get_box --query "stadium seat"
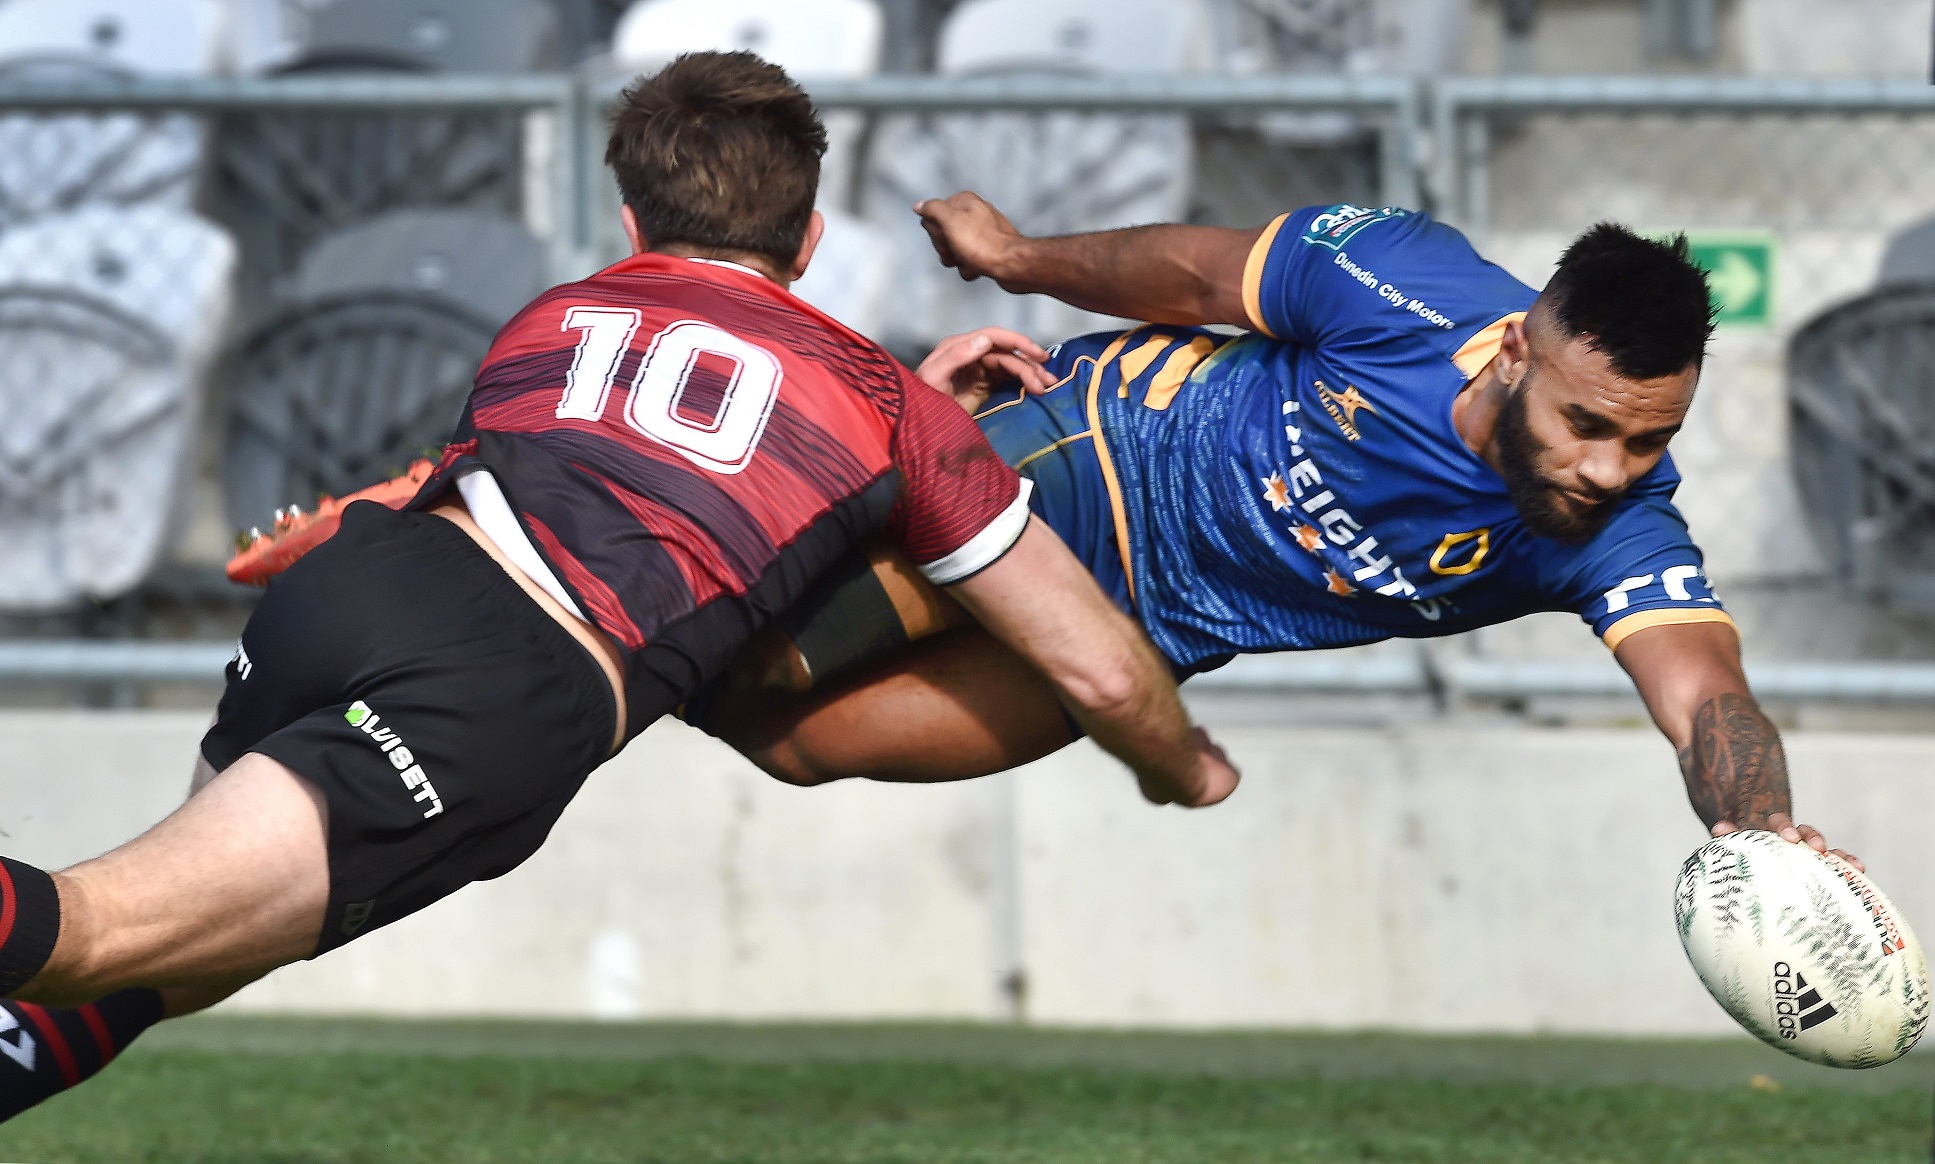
[860,0,1207,356]
[1878,216,1935,287]
[221,292,500,534]
[0,204,237,363]
[287,208,550,329]
[0,0,219,230]
[0,60,204,230]
[0,206,237,610]
[0,0,220,74]
[612,0,883,76]
[1202,0,1467,76]
[551,0,634,64]
[304,0,560,72]
[1199,0,1465,145]
[208,16,532,316]
[219,212,529,531]
[1789,287,1935,611]
[936,0,1211,74]
[611,0,884,210]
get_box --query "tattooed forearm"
[1677,692,1791,831]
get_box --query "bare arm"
[1615,621,1855,864]
[948,516,1238,806]
[917,192,1260,329]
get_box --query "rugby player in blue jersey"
[698,191,1849,860]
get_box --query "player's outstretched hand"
[916,192,1025,285]
[1711,811,1863,871]
[1136,728,1240,809]
[916,327,1054,413]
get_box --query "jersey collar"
[684,256,770,280]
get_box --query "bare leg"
[0,755,326,1122]
[713,627,1077,786]
[68,752,291,1019]
[21,753,329,1006]
[156,972,276,1019]
[187,753,220,797]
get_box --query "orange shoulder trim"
[1451,312,1527,380]
[1602,608,1738,653]
[1242,214,1293,338]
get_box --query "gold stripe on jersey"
[1116,335,1175,392]
[1602,608,1737,652]
[1084,330,1141,603]
[1013,431,1096,472]
[974,355,1094,423]
[1242,214,1293,338]
[1146,335,1221,411]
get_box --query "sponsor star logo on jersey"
[1324,567,1357,597]
[1314,380,1377,442]
[1292,524,1325,553]
[1261,473,1292,512]
[1302,204,1407,250]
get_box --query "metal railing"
[807,73,1421,209]
[1193,648,1935,706]
[0,72,584,279]
[24,70,1935,294]
[0,641,236,685]
[567,71,1426,274]
[9,637,1935,709]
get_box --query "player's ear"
[620,203,647,256]
[788,211,826,285]
[1496,315,1531,386]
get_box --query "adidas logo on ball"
[1771,961,1837,1039]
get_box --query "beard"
[1495,384,1620,544]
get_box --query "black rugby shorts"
[201,502,621,956]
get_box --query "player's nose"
[1575,443,1631,497]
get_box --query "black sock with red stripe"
[0,990,165,1121]
[0,856,168,1121]
[0,857,59,998]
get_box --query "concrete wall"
[7,710,1933,1035]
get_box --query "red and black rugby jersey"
[412,254,1026,731]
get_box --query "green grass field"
[0,1018,1928,1162]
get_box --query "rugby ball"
[1676,830,1931,1068]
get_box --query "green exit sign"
[1679,232,1777,328]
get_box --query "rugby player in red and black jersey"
[0,53,1238,1123]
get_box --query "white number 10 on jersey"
[555,308,781,475]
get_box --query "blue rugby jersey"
[1036,203,1732,672]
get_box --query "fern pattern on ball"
[1707,846,1752,938]
[1894,972,1932,1058]
[1784,881,1885,1007]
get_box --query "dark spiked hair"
[606,51,827,268]
[1538,224,1716,379]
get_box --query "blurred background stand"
[861,0,1208,361]
[207,0,551,317]
[220,208,539,534]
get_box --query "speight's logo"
[1302,204,1407,250]
[1315,380,1378,442]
